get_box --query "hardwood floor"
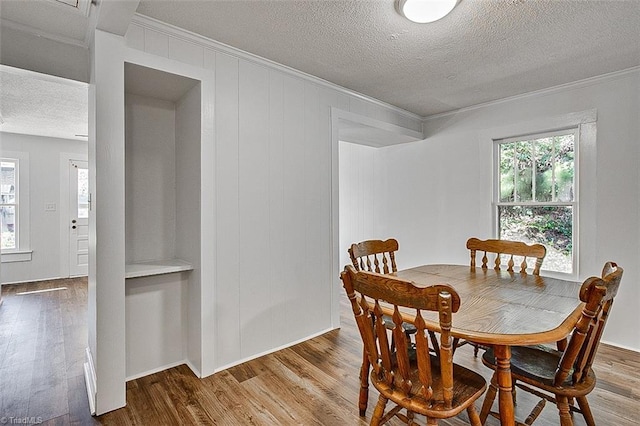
[0,278,95,426]
[1,278,638,425]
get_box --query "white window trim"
[1,151,31,263]
[493,128,579,277]
[479,109,597,281]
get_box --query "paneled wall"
[339,141,389,270]
[123,15,422,372]
[124,94,177,263]
[89,16,423,414]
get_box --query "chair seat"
[373,355,487,419]
[482,345,596,395]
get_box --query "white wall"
[125,272,188,379]
[88,30,127,415]
[0,132,87,284]
[378,69,640,351]
[125,94,177,263]
[339,141,391,270]
[86,18,423,414]
[0,25,89,83]
[175,83,203,375]
[123,18,421,372]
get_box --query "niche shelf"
[125,258,193,279]
[124,62,201,380]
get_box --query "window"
[1,151,31,262]
[1,159,18,251]
[494,129,577,274]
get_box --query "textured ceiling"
[136,0,640,117]
[0,66,88,141]
[0,0,639,141]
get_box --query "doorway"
[60,154,89,278]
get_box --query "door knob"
[72,225,77,229]
[72,219,77,224]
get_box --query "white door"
[69,160,89,277]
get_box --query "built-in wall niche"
[124,62,201,379]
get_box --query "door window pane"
[77,168,89,219]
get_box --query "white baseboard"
[83,347,97,415]
[184,359,202,378]
[125,360,188,382]
[601,339,640,354]
[1,276,66,285]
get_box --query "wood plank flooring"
[1,278,638,425]
[0,278,95,426]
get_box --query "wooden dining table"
[391,264,584,426]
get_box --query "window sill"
[1,250,33,263]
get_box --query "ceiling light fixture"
[396,0,460,23]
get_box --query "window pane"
[534,137,554,202]
[498,205,573,274]
[554,135,575,202]
[515,141,533,202]
[1,161,16,205]
[1,206,16,250]
[499,144,515,202]
[77,168,89,219]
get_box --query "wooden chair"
[349,239,399,274]
[479,262,623,426]
[348,239,424,416]
[341,265,487,425]
[463,237,547,357]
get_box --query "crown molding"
[423,66,640,122]
[129,14,423,123]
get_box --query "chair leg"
[426,417,438,425]
[480,373,498,424]
[524,398,546,425]
[556,395,574,426]
[576,396,596,426]
[473,342,480,357]
[371,395,388,426]
[359,349,370,416]
[467,404,482,426]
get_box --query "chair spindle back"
[467,237,546,275]
[555,261,622,386]
[349,239,399,274]
[341,266,460,406]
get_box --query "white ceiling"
[0,0,639,140]
[0,65,88,141]
[135,0,640,117]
